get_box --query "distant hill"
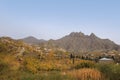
[45,32,120,53]
[21,36,46,45]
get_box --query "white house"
[99,57,114,63]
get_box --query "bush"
[23,57,40,73]
[74,60,95,69]
[0,60,9,74]
[97,63,120,80]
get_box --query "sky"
[0,0,120,44]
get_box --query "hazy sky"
[0,0,120,44]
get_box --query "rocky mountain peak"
[90,33,97,38]
[69,32,85,37]
[46,32,120,53]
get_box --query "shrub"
[74,60,95,69]
[0,60,9,74]
[97,63,120,80]
[23,57,40,73]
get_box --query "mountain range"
[21,32,120,53]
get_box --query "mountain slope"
[46,32,120,53]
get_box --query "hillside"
[0,37,42,57]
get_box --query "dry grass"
[68,68,105,80]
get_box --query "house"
[99,57,114,63]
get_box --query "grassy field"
[0,53,120,80]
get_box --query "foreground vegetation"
[0,52,120,80]
[0,37,120,80]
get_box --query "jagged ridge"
[46,32,120,53]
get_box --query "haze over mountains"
[21,32,120,53]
